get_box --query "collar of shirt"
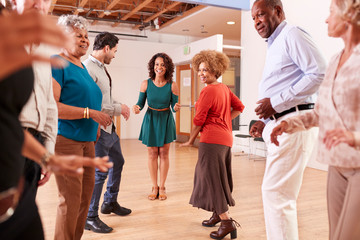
[266,20,287,46]
[89,54,105,68]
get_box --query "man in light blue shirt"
[250,0,326,239]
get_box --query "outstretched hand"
[323,128,355,150]
[48,155,112,176]
[270,121,289,146]
[132,105,141,114]
[0,10,69,80]
[174,103,181,112]
[121,104,130,120]
[179,141,192,147]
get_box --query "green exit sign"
[183,45,190,55]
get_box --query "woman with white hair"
[271,0,360,239]
[51,15,112,240]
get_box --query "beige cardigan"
[284,45,360,168]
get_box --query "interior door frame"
[176,64,195,137]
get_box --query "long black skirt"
[189,142,235,214]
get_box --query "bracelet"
[40,152,53,170]
[83,107,89,119]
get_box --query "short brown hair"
[192,50,230,79]
[148,53,174,83]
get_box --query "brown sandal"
[148,186,159,200]
[159,187,167,200]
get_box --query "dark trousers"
[0,129,44,240]
[24,129,44,200]
[88,130,125,217]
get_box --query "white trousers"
[262,111,318,240]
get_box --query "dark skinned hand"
[255,98,276,120]
[249,121,265,138]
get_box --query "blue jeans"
[87,130,125,217]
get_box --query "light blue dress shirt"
[259,21,327,120]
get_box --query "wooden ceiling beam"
[112,0,153,27]
[73,0,89,15]
[154,5,206,31]
[92,0,122,25]
[145,1,181,23]
[121,0,153,20]
[132,1,181,29]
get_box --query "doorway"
[176,64,205,144]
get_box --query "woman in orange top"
[181,50,244,240]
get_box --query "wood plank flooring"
[36,139,329,240]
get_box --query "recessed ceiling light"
[227,21,236,25]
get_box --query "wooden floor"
[37,139,329,240]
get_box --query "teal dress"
[136,79,178,147]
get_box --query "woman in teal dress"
[133,53,180,201]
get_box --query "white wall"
[167,34,223,65]
[99,39,178,139]
[239,0,343,168]
[89,22,202,45]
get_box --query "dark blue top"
[51,55,102,141]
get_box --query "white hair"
[57,14,89,32]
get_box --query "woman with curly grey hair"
[271,0,360,239]
[181,50,244,239]
[51,15,111,240]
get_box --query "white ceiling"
[157,6,242,44]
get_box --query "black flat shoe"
[101,201,132,216]
[85,216,113,234]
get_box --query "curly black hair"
[148,53,174,83]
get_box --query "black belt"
[270,103,314,120]
[23,127,40,136]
